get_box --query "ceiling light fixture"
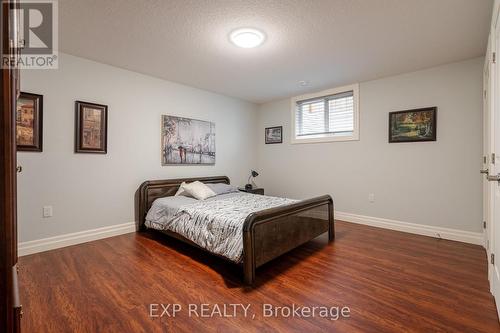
[229,28,266,48]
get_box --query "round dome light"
[229,28,266,48]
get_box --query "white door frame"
[484,44,491,270]
[482,43,492,281]
[488,5,500,310]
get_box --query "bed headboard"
[136,176,230,230]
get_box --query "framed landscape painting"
[75,101,108,154]
[265,126,283,144]
[16,92,43,152]
[389,107,437,143]
[161,115,215,165]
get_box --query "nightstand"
[238,187,264,195]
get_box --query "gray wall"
[18,53,258,242]
[256,57,484,232]
[18,54,484,243]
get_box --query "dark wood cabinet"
[238,187,265,195]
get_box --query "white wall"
[257,57,484,233]
[18,53,258,242]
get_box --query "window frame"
[290,83,360,144]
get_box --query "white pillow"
[182,181,216,200]
[174,182,189,197]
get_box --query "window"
[291,84,359,143]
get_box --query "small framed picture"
[389,107,437,143]
[265,126,283,144]
[75,101,108,154]
[16,92,43,152]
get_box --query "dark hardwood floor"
[19,221,499,332]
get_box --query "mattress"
[145,192,297,262]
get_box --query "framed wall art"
[389,107,437,143]
[16,92,43,152]
[265,126,282,144]
[75,101,108,154]
[161,115,215,165]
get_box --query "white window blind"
[295,91,354,138]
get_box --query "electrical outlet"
[368,193,375,203]
[43,206,53,218]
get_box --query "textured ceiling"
[59,0,493,104]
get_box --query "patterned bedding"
[145,192,298,263]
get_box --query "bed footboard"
[242,195,334,285]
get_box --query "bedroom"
[0,0,498,332]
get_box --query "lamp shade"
[251,170,259,177]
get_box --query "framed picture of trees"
[389,107,437,143]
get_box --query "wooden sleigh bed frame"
[137,176,334,285]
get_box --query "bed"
[137,176,334,285]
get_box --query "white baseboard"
[18,222,136,256]
[335,211,484,246]
[18,212,483,256]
